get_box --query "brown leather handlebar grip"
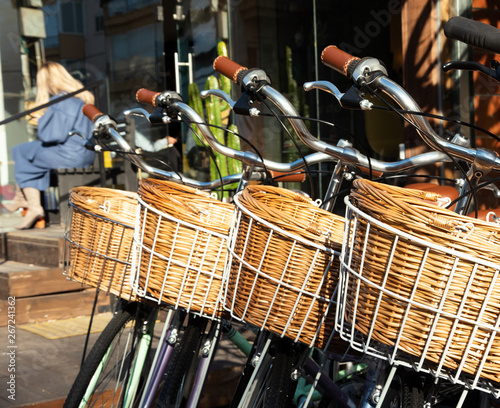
[269,170,306,183]
[468,208,500,221]
[136,88,162,106]
[213,56,248,84]
[321,46,360,77]
[82,104,104,123]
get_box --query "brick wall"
[472,0,500,150]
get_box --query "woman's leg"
[12,141,51,193]
[3,185,27,212]
[15,187,44,229]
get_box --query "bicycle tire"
[382,372,425,408]
[155,316,205,408]
[237,337,297,408]
[64,302,154,408]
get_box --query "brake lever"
[122,107,152,122]
[200,89,236,109]
[303,81,373,110]
[69,130,99,151]
[201,89,261,116]
[443,60,500,83]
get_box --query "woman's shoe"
[15,187,45,230]
[15,210,45,229]
[21,208,46,228]
[3,186,27,212]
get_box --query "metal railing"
[0,79,105,127]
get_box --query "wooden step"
[0,261,81,299]
[1,232,6,261]
[0,260,111,326]
[0,289,113,326]
[5,226,66,267]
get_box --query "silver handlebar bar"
[373,75,500,174]
[136,91,338,172]
[91,109,336,190]
[339,58,500,175]
[202,88,451,174]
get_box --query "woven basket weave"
[131,178,234,319]
[64,187,137,300]
[341,178,500,384]
[226,185,345,348]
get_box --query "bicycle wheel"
[64,301,156,408]
[155,315,206,408]
[381,371,425,408]
[236,336,298,408]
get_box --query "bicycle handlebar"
[318,46,500,173]
[213,57,452,175]
[444,16,500,54]
[83,102,329,188]
[83,103,245,189]
[135,88,333,178]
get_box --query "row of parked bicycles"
[61,16,500,408]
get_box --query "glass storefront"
[3,0,472,214]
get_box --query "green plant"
[188,41,242,198]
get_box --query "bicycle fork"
[140,310,221,408]
[359,360,398,408]
[139,309,175,408]
[185,319,221,408]
[123,307,159,408]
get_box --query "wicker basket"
[225,185,345,348]
[339,178,500,389]
[131,178,234,320]
[64,187,138,300]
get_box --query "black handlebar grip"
[82,104,104,123]
[136,88,162,106]
[321,46,361,78]
[213,56,248,84]
[444,16,500,54]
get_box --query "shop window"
[43,4,59,47]
[109,25,157,82]
[60,1,84,34]
[106,0,160,17]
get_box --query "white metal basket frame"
[130,195,231,321]
[63,202,135,299]
[224,192,341,348]
[338,195,500,395]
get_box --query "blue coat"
[12,95,95,191]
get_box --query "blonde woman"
[6,61,96,229]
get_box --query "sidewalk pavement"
[0,311,249,408]
[0,314,104,407]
